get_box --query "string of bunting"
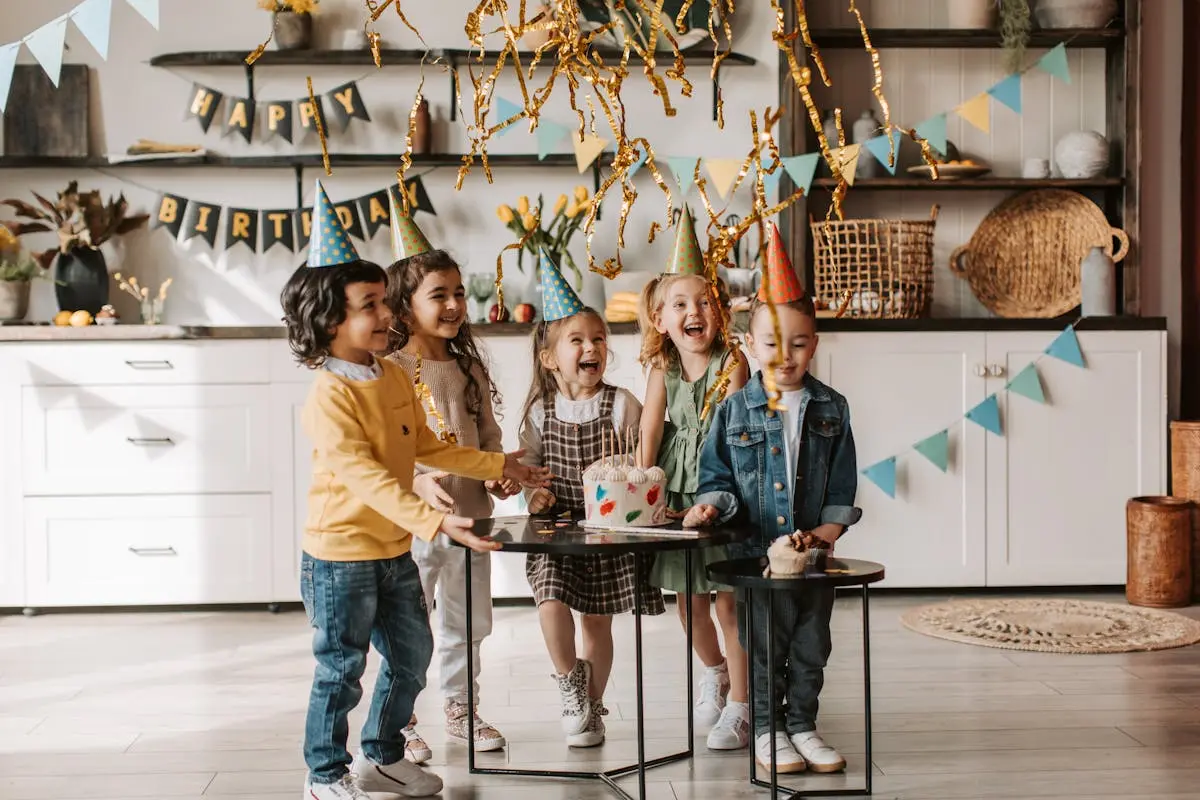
[184,78,372,144]
[0,0,159,113]
[859,322,1088,500]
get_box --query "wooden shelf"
[149,46,757,68]
[0,153,612,170]
[810,177,1124,191]
[805,28,1123,49]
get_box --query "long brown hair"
[384,249,499,419]
[520,308,606,425]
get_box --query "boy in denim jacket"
[684,283,861,775]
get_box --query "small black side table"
[707,556,885,800]
[455,515,743,800]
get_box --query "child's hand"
[439,513,501,553]
[414,471,454,513]
[485,478,520,499]
[528,488,556,515]
[808,523,844,550]
[502,449,553,488]
[683,504,720,528]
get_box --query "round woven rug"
[900,598,1200,654]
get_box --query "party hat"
[539,248,586,322]
[666,205,705,276]
[306,179,359,268]
[390,187,432,260]
[757,221,806,303]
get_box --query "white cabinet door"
[818,333,989,587]
[984,330,1167,586]
[270,381,313,602]
[0,353,24,606]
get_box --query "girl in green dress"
[637,258,751,751]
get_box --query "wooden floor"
[3,591,1200,800]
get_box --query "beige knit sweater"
[388,351,503,519]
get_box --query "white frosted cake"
[582,455,669,528]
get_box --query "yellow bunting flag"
[572,134,608,173]
[705,158,742,199]
[956,92,991,133]
[830,144,861,186]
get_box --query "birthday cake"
[582,455,669,528]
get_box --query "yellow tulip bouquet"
[495,186,591,284]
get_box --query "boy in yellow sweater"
[281,182,551,800]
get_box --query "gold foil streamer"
[307,76,331,176]
[413,354,458,443]
[848,0,893,170]
[493,210,540,320]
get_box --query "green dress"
[649,346,732,594]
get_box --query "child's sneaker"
[444,699,507,752]
[351,750,443,797]
[754,731,807,774]
[553,659,592,736]
[303,773,369,799]
[790,731,846,773]
[400,715,432,764]
[566,698,607,748]
[694,661,730,726]
[706,700,750,750]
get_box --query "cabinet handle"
[124,360,174,370]
[974,364,987,377]
[126,436,175,446]
[128,546,177,557]
[988,364,1006,378]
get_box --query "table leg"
[746,588,757,788]
[767,588,779,800]
[634,554,647,800]
[862,583,872,797]
[685,549,695,749]
[465,551,476,773]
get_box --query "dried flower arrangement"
[1,182,149,269]
[256,0,319,13]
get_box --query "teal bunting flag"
[966,394,1003,436]
[627,143,648,180]
[495,95,524,135]
[862,457,897,498]
[1037,43,1071,84]
[758,160,784,193]
[913,429,950,472]
[536,119,570,160]
[914,114,949,156]
[988,74,1023,114]
[781,153,820,195]
[1007,363,1046,404]
[667,156,701,193]
[1045,326,1085,367]
[863,129,903,175]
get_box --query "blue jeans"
[300,552,434,784]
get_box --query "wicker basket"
[1126,496,1193,609]
[1169,421,1200,600]
[810,206,938,319]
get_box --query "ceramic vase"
[1080,246,1116,317]
[273,11,313,50]
[852,109,882,180]
[1054,130,1109,178]
[55,247,108,314]
[1034,0,1118,29]
[0,280,30,321]
[413,99,432,154]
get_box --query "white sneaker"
[303,774,369,800]
[706,700,750,750]
[553,659,593,736]
[694,662,730,727]
[754,731,807,774]
[790,731,846,773]
[566,698,607,748]
[400,718,432,765]
[351,750,443,797]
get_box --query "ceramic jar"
[1054,130,1109,178]
[1080,246,1116,317]
[1035,0,1118,29]
[852,109,882,180]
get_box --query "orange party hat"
[757,221,806,304]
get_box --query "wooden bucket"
[1169,421,1200,600]
[1126,496,1193,608]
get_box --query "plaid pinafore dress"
[525,385,666,616]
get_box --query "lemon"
[69,310,93,327]
[53,310,73,326]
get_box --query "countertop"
[0,316,1168,342]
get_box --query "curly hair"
[383,249,500,420]
[637,273,732,371]
[280,259,388,368]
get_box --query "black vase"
[55,248,109,314]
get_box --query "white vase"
[852,110,882,180]
[1054,130,1109,178]
[1080,246,1116,317]
[948,0,997,28]
[1035,0,1118,29]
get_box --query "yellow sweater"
[300,358,505,561]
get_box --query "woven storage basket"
[950,189,1129,318]
[809,206,938,319]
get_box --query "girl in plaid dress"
[518,254,665,748]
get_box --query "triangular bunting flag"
[830,144,862,186]
[758,160,783,193]
[987,73,1023,114]
[705,158,742,199]
[24,14,69,87]
[913,430,950,472]
[535,120,569,160]
[862,457,897,499]
[780,153,819,195]
[573,133,608,173]
[495,95,523,134]
[1037,43,1071,84]
[956,92,991,133]
[627,144,648,180]
[1045,326,1085,367]
[667,156,701,194]
[0,43,19,114]
[125,0,159,29]
[72,0,113,60]
[915,114,949,156]
[966,394,1003,436]
[1007,363,1046,404]
[863,129,902,175]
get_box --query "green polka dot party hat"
[390,186,432,261]
[757,220,806,304]
[539,248,586,322]
[666,204,705,276]
[306,179,359,268]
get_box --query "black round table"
[456,515,744,800]
[707,557,885,800]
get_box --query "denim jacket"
[695,371,862,555]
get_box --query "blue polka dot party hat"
[539,248,586,322]
[306,179,359,268]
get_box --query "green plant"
[997,0,1032,73]
[1,181,149,269]
[0,224,48,282]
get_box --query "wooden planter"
[1169,421,1200,600]
[1126,496,1193,608]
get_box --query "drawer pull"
[128,546,177,557]
[126,436,175,446]
[124,360,174,370]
